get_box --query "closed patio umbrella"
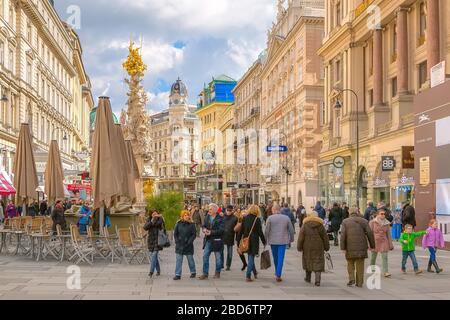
[125,140,140,204]
[44,140,65,206]
[13,123,39,215]
[90,97,122,234]
[114,124,131,201]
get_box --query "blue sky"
[54,0,276,114]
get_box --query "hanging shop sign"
[333,156,345,169]
[381,156,396,172]
[402,146,415,169]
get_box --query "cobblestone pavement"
[0,228,449,300]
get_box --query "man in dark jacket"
[296,204,306,228]
[364,202,377,221]
[222,205,238,271]
[51,200,66,233]
[173,210,197,280]
[401,202,416,229]
[280,203,296,248]
[199,203,225,280]
[329,203,343,246]
[314,201,326,220]
[340,209,376,288]
[39,200,48,216]
[341,202,350,220]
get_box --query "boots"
[314,272,321,287]
[433,261,443,274]
[304,271,312,283]
[427,260,435,273]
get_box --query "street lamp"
[277,131,291,205]
[333,87,360,208]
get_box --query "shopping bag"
[325,252,334,271]
[260,250,271,270]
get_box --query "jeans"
[333,231,339,245]
[246,254,256,279]
[428,247,437,263]
[202,241,222,275]
[271,244,287,278]
[149,251,161,274]
[79,224,87,235]
[391,224,402,240]
[175,254,196,277]
[402,251,419,271]
[370,251,389,273]
[226,245,233,269]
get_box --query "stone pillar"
[397,8,409,94]
[427,0,441,74]
[373,28,384,106]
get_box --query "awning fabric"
[0,170,16,196]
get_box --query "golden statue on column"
[122,39,154,207]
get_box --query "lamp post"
[278,131,291,205]
[333,88,360,209]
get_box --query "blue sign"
[266,145,288,153]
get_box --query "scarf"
[376,216,391,226]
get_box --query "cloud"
[147,91,170,112]
[226,39,264,72]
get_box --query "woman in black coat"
[173,210,197,280]
[143,210,164,277]
[238,205,266,282]
[328,203,343,246]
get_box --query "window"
[320,101,326,126]
[41,116,45,141]
[8,5,13,27]
[418,61,428,88]
[392,23,397,62]
[391,77,398,98]
[8,48,13,72]
[298,64,303,82]
[368,41,374,75]
[335,2,341,27]
[298,107,304,128]
[419,2,427,43]
[27,23,32,43]
[0,40,4,65]
[26,62,32,84]
[335,60,341,83]
[334,114,341,138]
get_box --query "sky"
[54,0,276,115]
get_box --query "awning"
[0,170,16,196]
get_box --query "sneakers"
[198,274,208,280]
[347,280,355,287]
[190,273,196,279]
[173,276,181,281]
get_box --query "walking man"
[265,204,295,282]
[340,207,375,288]
[199,203,224,280]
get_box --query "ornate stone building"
[149,78,200,202]
[260,0,325,209]
[0,0,93,188]
[318,0,450,210]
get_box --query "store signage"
[333,156,345,169]
[398,175,414,185]
[226,182,238,188]
[381,156,396,172]
[431,61,446,88]
[419,157,430,186]
[266,145,288,152]
[373,177,388,187]
[402,146,415,169]
[239,184,251,189]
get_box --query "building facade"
[0,0,93,189]
[260,0,325,209]
[318,0,450,210]
[196,75,237,205]
[149,78,199,202]
[218,103,235,205]
[232,52,265,205]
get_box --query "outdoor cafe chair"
[86,226,111,261]
[102,226,120,263]
[68,224,95,265]
[117,227,145,265]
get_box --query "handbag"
[260,249,271,270]
[239,216,258,253]
[157,220,171,248]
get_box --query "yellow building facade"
[318,0,450,210]
[0,0,93,188]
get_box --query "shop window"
[418,61,428,89]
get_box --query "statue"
[277,0,286,21]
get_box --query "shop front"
[393,173,415,211]
[319,159,348,207]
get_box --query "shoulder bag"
[239,216,257,253]
[157,219,171,248]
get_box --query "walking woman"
[235,209,250,271]
[173,210,197,280]
[143,209,164,278]
[297,210,330,286]
[369,209,394,278]
[238,205,266,282]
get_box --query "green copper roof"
[213,74,236,82]
[89,107,119,128]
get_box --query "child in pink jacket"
[422,219,445,274]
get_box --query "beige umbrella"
[114,124,131,201]
[44,140,65,206]
[91,97,122,213]
[125,140,140,204]
[13,123,39,215]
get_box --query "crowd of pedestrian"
[142,199,445,287]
